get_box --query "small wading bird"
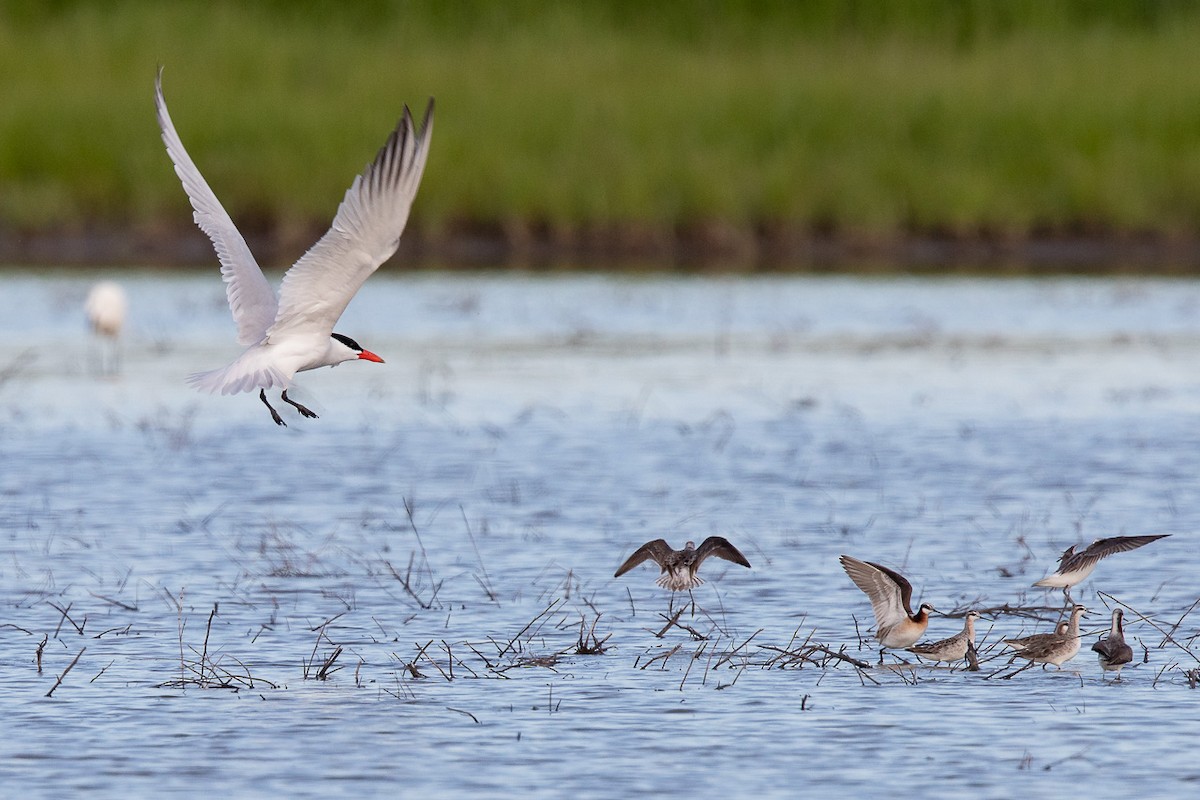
[839,555,937,663]
[1004,620,1069,652]
[85,281,128,376]
[1092,608,1134,681]
[1034,534,1170,603]
[907,610,980,666]
[155,68,433,426]
[1003,604,1087,672]
[613,537,751,591]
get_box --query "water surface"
[2,271,1198,797]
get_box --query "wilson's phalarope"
[1034,534,1170,602]
[907,610,980,665]
[614,537,751,591]
[1004,604,1087,668]
[1003,620,1069,652]
[1092,608,1134,680]
[839,555,936,662]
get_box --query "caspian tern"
[154,68,433,426]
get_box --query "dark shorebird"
[1092,608,1134,680]
[1004,604,1087,669]
[907,610,980,665]
[613,537,751,591]
[1033,534,1170,602]
[839,555,936,662]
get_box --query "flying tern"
[155,68,433,425]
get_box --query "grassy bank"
[4,1,1200,266]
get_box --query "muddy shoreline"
[5,221,1200,273]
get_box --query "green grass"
[4,1,1200,252]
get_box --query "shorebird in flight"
[1092,608,1134,681]
[155,68,433,426]
[1034,534,1170,602]
[839,555,936,663]
[614,537,751,591]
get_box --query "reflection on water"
[1,270,1199,797]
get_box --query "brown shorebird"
[839,555,936,662]
[907,610,980,665]
[1004,620,1069,653]
[1004,605,1087,670]
[1034,534,1170,602]
[613,537,751,591]
[1092,608,1134,680]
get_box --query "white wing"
[266,100,434,343]
[840,556,909,632]
[155,68,278,346]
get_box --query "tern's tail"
[187,361,291,395]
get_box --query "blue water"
[1,270,1198,798]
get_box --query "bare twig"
[46,647,86,697]
[639,644,682,670]
[90,660,115,683]
[199,604,217,685]
[714,629,763,669]
[447,707,481,724]
[653,608,689,638]
[496,599,565,660]
[403,497,441,606]
[680,642,706,691]
[461,505,497,604]
[87,592,138,612]
[49,601,85,636]
[575,613,610,655]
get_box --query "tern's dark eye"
[331,333,362,352]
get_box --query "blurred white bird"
[85,280,128,376]
[154,68,433,426]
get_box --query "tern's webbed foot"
[281,390,318,419]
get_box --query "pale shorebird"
[1004,620,1069,653]
[1092,608,1134,680]
[839,555,936,662]
[907,610,980,665]
[613,537,751,591]
[1034,534,1170,602]
[85,281,128,376]
[155,68,433,426]
[1004,604,1087,670]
